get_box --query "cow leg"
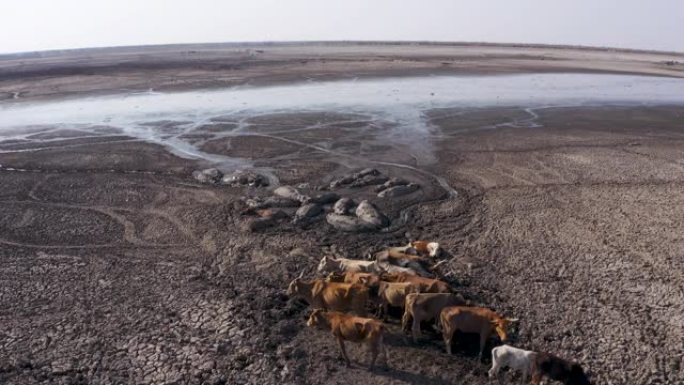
[521,368,528,385]
[488,359,500,378]
[530,372,541,385]
[401,311,411,334]
[373,302,382,318]
[356,304,367,317]
[432,317,442,332]
[478,333,487,360]
[336,337,351,367]
[382,342,390,368]
[367,344,378,371]
[442,328,453,355]
[382,303,389,322]
[411,316,422,343]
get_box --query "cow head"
[569,364,591,385]
[357,273,380,287]
[287,271,305,296]
[427,242,441,257]
[491,317,517,342]
[307,309,328,329]
[326,272,345,282]
[317,256,337,273]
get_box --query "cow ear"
[571,364,585,374]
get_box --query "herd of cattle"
[287,241,592,384]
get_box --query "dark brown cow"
[532,352,591,385]
[402,292,467,342]
[439,306,517,358]
[307,309,389,370]
[381,272,451,293]
[375,281,420,320]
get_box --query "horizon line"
[2,40,683,58]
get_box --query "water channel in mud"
[1,73,683,189]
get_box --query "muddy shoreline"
[1,42,683,103]
[1,44,684,385]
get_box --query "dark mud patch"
[0,141,197,173]
[201,135,308,159]
[0,202,124,246]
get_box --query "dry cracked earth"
[1,104,683,385]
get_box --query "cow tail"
[530,352,540,380]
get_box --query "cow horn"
[506,318,519,323]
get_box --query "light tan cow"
[307,309,390,370]
[288,275,369,316]
[317,255,381,274]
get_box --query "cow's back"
[536,352,571,381]
[441,306,493,334]
[335,316,382,342]
[319,282,355,310]
[380,281,416,306]
[412,293,458,317]
[341,259,374,273]
[398,274,450,293]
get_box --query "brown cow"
[326,271,381,301]
[532,352,591,385]
[439,306,517,358]
[381,272,451,293]
[402,292,467,342]
[307,309,389,370]
[287,275,368,316]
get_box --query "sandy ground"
[1,43,684,385]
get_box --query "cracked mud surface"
[1,105,683,384]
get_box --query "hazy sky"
[3,0,683,54]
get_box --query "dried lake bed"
[1,43,684,384]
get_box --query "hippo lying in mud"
[273,185,311,203]
[193,168,268,187]
[326,199,389,232]
[330,168,389,189]
[293,203,324,224]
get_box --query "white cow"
[489,344,537,385]
[316,255,380,274]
